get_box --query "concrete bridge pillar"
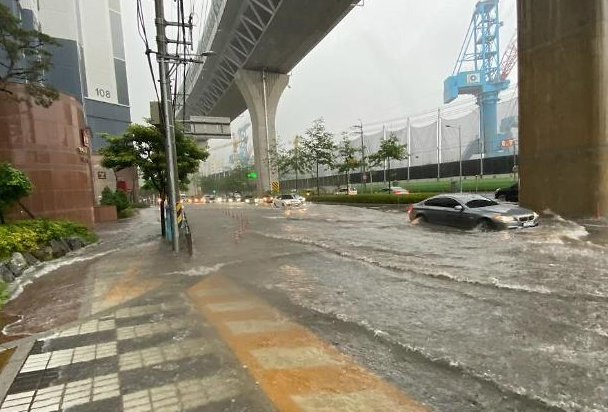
[518,0,608,217]
[235,69,288,195]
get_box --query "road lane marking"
[187,276,430,412]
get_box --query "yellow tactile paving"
[187,275,430,412]
[102,247,162,307]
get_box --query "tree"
[99,122,208,237]
[368,132,409,191]
[301,118,336,196]
[335,132,360,188]
[0,4,59,107]
[269,138,309,192]
[0,162,33,224]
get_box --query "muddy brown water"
[0,259,93,342]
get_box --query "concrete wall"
[0,84,95,227]
[518,0,608,217]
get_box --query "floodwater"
[246,203,608,412]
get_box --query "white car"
[334,187,358,195]
[273,194,302,207]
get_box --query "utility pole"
[351,120,366,193]
[154,0,180,252]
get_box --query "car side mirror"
[454,205,463,212]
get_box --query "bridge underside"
[186,0,356,120]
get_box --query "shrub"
[307,193,438,205]
[0,162,33,224]
[100,186,131,212]
[0,219,97,259]
[0,280,8,310]
[118,208,135,219]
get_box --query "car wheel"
[415,214,428,224]
[477,218,495,231]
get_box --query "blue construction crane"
[444,0,510,157]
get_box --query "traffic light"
[247,171,258,179]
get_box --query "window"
[442,198,461,208]
[466,199,499,208]
[425,198,446,207]
[425,197,460,208]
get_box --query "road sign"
[247,171,258,179]
[271,181,279,192]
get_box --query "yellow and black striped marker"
[176,202,183,228]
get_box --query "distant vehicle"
[495,183,518,202]
[232,192,242,202]
[244,195,254,204]
[273,194,302,208]
[204,195,215,203]
[335,187,358,195]
[380,187,409,195]
[408,194,539,230]
[261,194,274,204]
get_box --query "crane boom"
[500,33,518,80]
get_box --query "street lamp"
[445,124,463,193]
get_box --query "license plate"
[523,221,536,227]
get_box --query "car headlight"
[493,214,516,223]
[533,212,539,219]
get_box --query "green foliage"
[199,166,254,195]
[301,118,336,195]
[99,187,131,212]
[118,208,135,219]
[113,190,130,212]
[270,136,309,181]
[0,162,33,224]
[100,187,114,205]
[0,280,8,310]
[99,122,208,200]
[308,193,438,205]
[335,132,360,185]
[0,4,60,107]
[0,219,96,259]
[368,132,409,168]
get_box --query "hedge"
[307,193,438,205]
[0,219,97,260]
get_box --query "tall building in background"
[0,0,133,226]
[2,0,132,146]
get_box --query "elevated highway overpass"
[182,0,357,194]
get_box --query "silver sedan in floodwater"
[408,194,539,230]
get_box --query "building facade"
[0,0,133,224]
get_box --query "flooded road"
[213,203,608,412]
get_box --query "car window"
[425,197,445,207]
[442,198,461,208]
[466,199,499,208]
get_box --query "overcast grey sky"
[122,0,517,147]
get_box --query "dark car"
[495,183,518,202]
[408,194,539,230]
